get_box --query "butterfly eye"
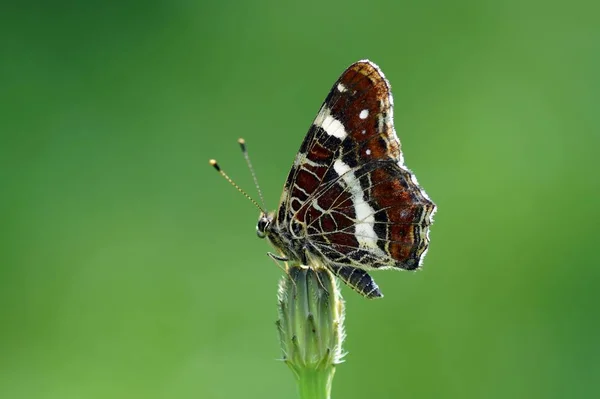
[256,217,270,238]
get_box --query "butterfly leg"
[268,252,289,262]
[267,252,300,292]
[328,265,383,299]
[267,252,292,276]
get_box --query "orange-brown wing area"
[368,162,435,268]
[328,61,402,163]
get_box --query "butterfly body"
[254,60,437,299]
[257,211,308,264]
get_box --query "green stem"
[297,367,335,399]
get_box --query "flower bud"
[276,265,346,377]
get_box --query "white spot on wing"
[366,149,371,155]
[314,106,347,139]
[333,159,384,255]
[359,109,369,119]
[337,83,347,92]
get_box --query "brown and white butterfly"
[212,60,436,298]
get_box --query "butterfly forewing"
[275,60,436,297]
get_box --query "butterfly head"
[256,212,274,239]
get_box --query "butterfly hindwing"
[329,264,383,299]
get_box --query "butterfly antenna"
[238,138,267,210]
[209,159,265,213]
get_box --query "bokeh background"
[2,1,599,398]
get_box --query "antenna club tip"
[238,138,247,152]
[209,159,220,171]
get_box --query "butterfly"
[212,60,436,298]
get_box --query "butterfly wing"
[328,264,383,299]
[277,60,436,275]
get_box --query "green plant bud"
[276,265,345,398]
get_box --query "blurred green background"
[1,1,599,398]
